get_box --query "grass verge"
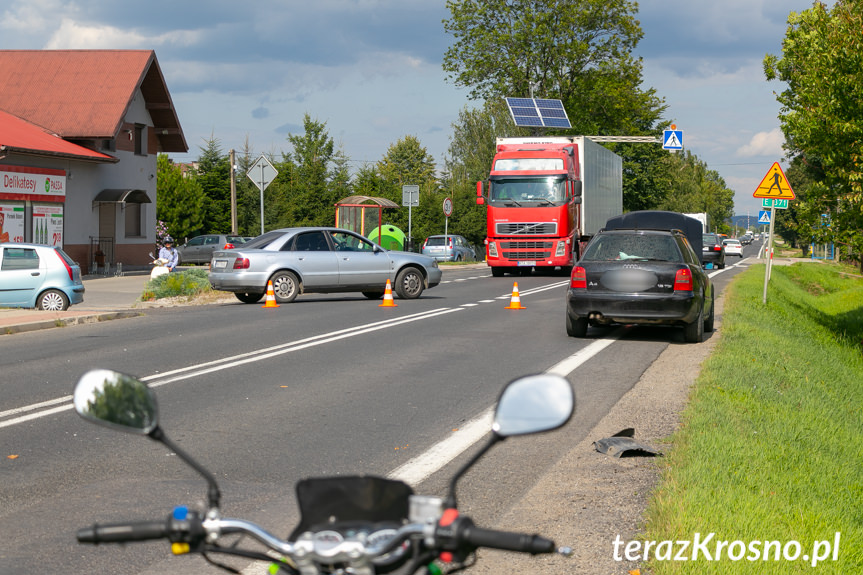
[642,262,863,573]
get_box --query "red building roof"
[0,109,117,162]
[0,50,187,153]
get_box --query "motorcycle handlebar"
[77,520,170,544]
[460,525,555,554]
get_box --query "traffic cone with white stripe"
[505,281,525,310]
[379,279,398,307]
[262,280,280,308]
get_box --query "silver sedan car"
[209,227,442,304]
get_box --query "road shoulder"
[465,294,725,574]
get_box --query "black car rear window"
[241,230,288,249]
[426,237,448,246]
[583,233,682,262]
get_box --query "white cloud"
[736,128,784,157]
[45,18,200,50]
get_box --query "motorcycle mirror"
[73,369,159,435]
[493,373,574,437]
[444,374,574,509]
[73,369,223,510]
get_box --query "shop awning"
[93,189,152,204]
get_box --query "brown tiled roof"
[0,50,187,152]
[0,109,117,162]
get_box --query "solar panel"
[505,97,571,129]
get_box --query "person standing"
[159,237,179,272]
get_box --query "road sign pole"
[259,163,265,235]
[762,205,777,304]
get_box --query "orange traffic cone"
[505,282,525,309]
[379,279,398,307]
[262,280,280,308]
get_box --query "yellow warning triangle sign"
[753,162,795,199]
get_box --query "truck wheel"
[271,271,300,303]
[491,267,505,277]
[395,267,424,299]
[566,311,588,338]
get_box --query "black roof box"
[604,210,705,263]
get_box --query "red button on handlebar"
[440,508,459,527]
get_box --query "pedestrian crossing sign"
[758,210,771,224]
[662,129,683,150]
[753,162,795,199]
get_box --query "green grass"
[642,262,863,573]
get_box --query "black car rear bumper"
[566,289,701,326]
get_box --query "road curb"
[1,311,143,335]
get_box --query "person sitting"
[159,237,179,272]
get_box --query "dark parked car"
[176,234,247,265]
[209,227,442,303]
[701,233,726,269]
[421,234,477,262]
[566,227,714,343]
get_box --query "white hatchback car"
[722,239,743,257]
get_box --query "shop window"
[125,203,142,237]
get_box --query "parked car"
[701,232,726,269]
[209,227,443,303]
[421,234,477,262]
[565,228,714,343]
[0,243,85,311]
[723,238,743,257]
[176,234,247,265]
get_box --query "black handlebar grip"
[77,520,169,544]
[461,525,555,554]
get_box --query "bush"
[143,269,212,300]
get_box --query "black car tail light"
[233,258,250,270]
[570,266,587,289]
[673,268,693,291]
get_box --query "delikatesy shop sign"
[1,166,66,200]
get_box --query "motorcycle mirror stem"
[73,369,222,512]
[444,373,574,509]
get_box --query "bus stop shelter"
[335,195,399,238]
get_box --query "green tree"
[442,0,668,211]
[376,136,439,248]
[658,151,734,233]
[156,154,205,242]
[764,0,863,269]
[283,115,342,227]
[196,135,232,235]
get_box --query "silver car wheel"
[37,289,69,311]
[271,271,299,303]
[395,267,424,299]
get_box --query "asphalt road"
[0,248,757,574]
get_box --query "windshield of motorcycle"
[288,476,414,540]
[489,177,566,206]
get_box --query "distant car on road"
[0,243,84,311]
[421,234,477,262]
[565,227,714,343]
[701,233,726,269]
[723,238,743,257]
[209,227,442,303]
[176,234,247,265]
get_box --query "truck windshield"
[490,177,566,205]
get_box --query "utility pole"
[229,149,238,234]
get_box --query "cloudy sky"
[1,0,828,218]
